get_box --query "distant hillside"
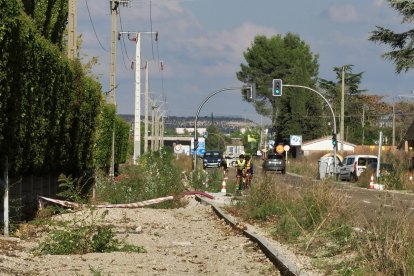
[119,115,258,133]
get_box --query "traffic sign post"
[283,145,290,162]
[276,145,284,154]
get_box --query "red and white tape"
[38,191,214,209]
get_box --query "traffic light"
[194,139,198,149]
[332,133,337,148]
[272,79,282,96]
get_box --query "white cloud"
[372,0,386,8]
[327,4,360,23]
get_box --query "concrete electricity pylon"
[144,61,149,153]
[67,0,77,59]
[118,31,158,164]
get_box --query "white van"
[338,155,377,182]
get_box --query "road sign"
[290,135,302,146]
[283,145,290,152]
[174,144,182,153]
[276,145,284,154]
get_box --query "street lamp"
[193,85,254,170]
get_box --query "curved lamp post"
[284,84,338,175]
[193,85,254,170]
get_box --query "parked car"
[338,154,377,182]
[262,153,286,174]
[202,150,223,169]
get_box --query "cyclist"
[244,155,254,190]
[235,154,246,190]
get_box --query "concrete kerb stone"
[195,194,311,276]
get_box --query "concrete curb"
[195,194,312,276]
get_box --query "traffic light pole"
[283,84,338,176]
[193,85,254,171]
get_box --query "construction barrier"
[38,191,214,209]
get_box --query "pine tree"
[236,33,327,142]
[369,0,414,73]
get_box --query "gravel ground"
[0,197,280,276]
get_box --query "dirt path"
[0,197,279,276]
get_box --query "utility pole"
[108,0,130,177]
[109,0,118,104]
[154,109,159,151]
[144,61,149,153]
[160,115,165,148]
[151,103,155,151]
[67,0,77,59]
[362,106,365,145]
[119,31,157,164]
[340,66,345,153]
[108,0,118,178]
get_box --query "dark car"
[262,153,286,174]
[202,150,223,169]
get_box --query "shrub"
[35,210,146,255]
[95,149,185,208]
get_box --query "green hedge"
[0,0,104,176]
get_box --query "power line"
[118,10,132,71]
[118,8,132,61]
[84,0,107,52]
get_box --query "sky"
[76,0,414,124]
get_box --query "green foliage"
[94,105,130,173]
[96,149,185,207]
[36,210,146,255]
[57,174,93,203]
[0,1,103,177]
[241,128,260,155]
[188,169,209,191]
[318,65,370,144]
[189,168,226,192]
[205,124,229,152]
[236,177,353,251]
[21,0,68,48]
[369,1,414,73]
[237,33,325,142]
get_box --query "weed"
[35,209,146,255]
[233,175,356,272]
[57,174,92,203]
[96,149,185,208]
[88,265,111,276]
[354,204,414,275]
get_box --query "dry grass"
[229,167,414,274]
[287,154,321,178]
